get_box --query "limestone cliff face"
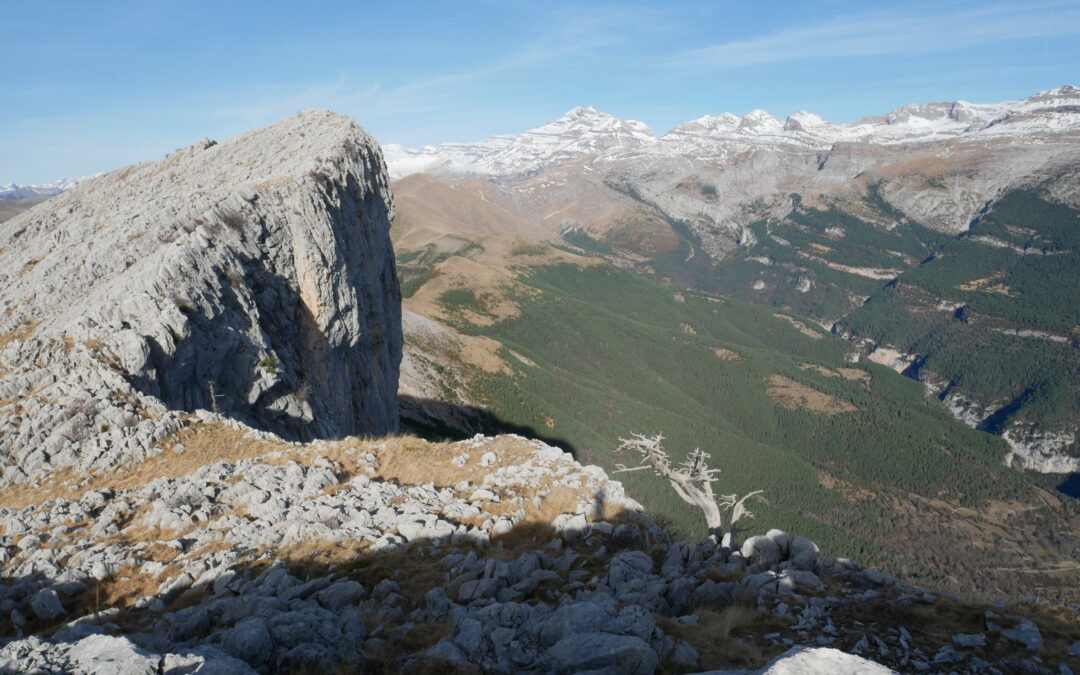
[0,111,401,483]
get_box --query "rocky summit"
[0,110,402,489]
[0,113,1078,675]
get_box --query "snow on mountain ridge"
[0,177,80,199]
[385,106,655,180]
[387,86,1080,179]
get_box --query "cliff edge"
[0,111,402,487]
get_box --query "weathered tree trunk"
[615,433,762,557]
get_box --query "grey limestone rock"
[548,632,658,675]
[0,110,402,486]
[741,535,783,568]
[29,588,65,620]
[988,615,1044,651]
[67,634,160,675]
[218,616,274,664]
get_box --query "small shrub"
[216,208,246,232]
[66,398,96,419]
[511,243,549,257]
[257,357,280,374]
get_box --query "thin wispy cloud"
[673,2,1080,69]
[5,0,1078,182]
[196,4,669,140]
[374,4,668,111]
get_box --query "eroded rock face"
[0,110,401,484]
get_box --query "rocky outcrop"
[0,111,401,485]
[0,424,1072,673]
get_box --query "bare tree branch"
[616,432,763,551]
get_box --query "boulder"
[788,535,819,570]
[219,617,274,665]
[741,535,783,568]
[30,588,65,620]
[68,635,159,675]
[953,633,986,647]
[548,632,658,675]
[539,603,615,647]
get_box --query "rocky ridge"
[1,421,1076,674]
[0,110,402,490]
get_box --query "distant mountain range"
[371,86,1080,605]
[0,177,80,199]
[384,86,1080,478]
[385,86,1080,181]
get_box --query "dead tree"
[615,432,763,552]
[207,379,222,415]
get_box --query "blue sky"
[2,0,1079,184]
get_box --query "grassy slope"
[438,263,1049,593]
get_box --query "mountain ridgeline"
[388,87,1080,604]
[0,111,402,488]
[387,86,1080,474]
[0,107,1078,673]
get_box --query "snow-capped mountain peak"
[385,87,1080,179]
[0,177,80,199]
[738,109,784,133]
[384,107,654,180]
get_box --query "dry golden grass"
[138,542,183,564]
[766,374,858,417]
[798,363,838,377]
[659,604,790,671]
[797,363,870,383]
[958,270,1006,292]
[371,435,537,488]
[16,259,41,277]
[268,537,459,608]
[0,320,39,349]
[271,538,372,577]
[816,470,876,505]
[772,313,823,339]
[0,422,291,510]
[186,536,244,560]
[85,563,177,612]
[529,486,583,523]
[837,367,870,382]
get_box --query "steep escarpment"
[0,111,401,487]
